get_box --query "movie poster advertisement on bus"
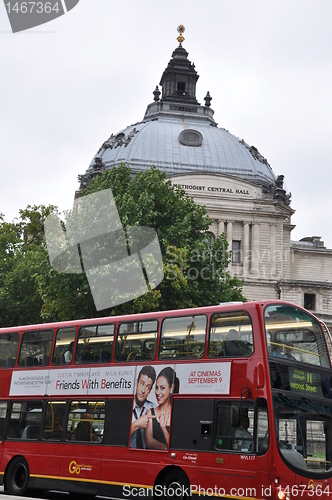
[130,364,175,450]
[129,362,231,450]
[9,362,231,398]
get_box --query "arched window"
[203,231,215,247]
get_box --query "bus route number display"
[289,368,323,397]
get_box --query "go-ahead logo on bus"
[3,0,79,33]
[69,461,92,475]
[44,188,164,311]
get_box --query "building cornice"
[279,279,332,289]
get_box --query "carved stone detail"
[124,128,139,147]
[240,139,270,167]
[77,156,106,191]
[97,128,139,154]
[273,175,292,206]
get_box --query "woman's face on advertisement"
[155,376,172,404]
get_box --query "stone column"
[298,291,302,307]
[243,223,250,276]
[226,221,233,271]
[270,225,276,280]
[226,221,233,248]
[218,220,225,236]
[317,293,322,313]
[251,223,259,278]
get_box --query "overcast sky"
[1,1,332,247]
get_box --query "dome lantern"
[159,26,199,105]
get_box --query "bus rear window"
[209,311,253,358]
[265,304,330,368]
[0,402,7,439]
[18,330,53,367]
[8,401,42,440]
[0,332,19,368]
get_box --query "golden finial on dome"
[177,24,185,44]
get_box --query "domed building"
[77,27,332,329]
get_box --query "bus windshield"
[273,394,332,475]
[264,304,330,368]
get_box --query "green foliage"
[0,248,45,327]
[0,205,57,327]
[86,165,210,250]
[36,264,96,322]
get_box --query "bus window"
[215,401,254,452]
[7,401,42,440]
[209,311,253,358]
[43,401,66,441]
[115,321,158,362]
[66,401,105,443]
[265,304,330,368]
[75,324,114,364]
[0,402,7,439]
[18,330,53,367]
[0,332,20,368]
[159,315,207,359]
[52,327,76,365]
[306,420,327,470]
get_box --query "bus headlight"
[277,489,290,500]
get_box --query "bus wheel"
[157,469,190,500]
[6,457,30,496]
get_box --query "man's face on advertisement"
[135,374,153,406]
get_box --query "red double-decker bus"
[0,300,331,499]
